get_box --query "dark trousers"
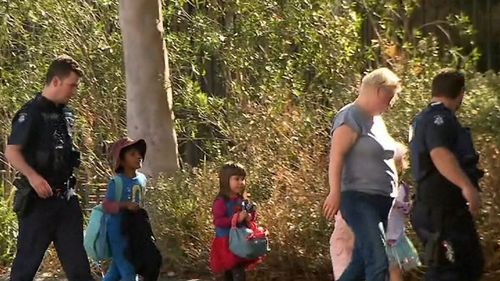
[338,191,393,281]
[10,196,94,281]
[411,202,484,281]
[223,265,246,281]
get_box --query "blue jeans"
[103,214,137,281]
[338,191,393,281]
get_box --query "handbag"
[229,213,269,259]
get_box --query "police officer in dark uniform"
[409,69,484,281]
[5,55,94,281]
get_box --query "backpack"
[84,176,123,261]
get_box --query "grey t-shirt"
[330,103,398,197]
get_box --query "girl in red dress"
[210,162,261,281]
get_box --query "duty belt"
[53,188,76,201]
[52,176,77,201]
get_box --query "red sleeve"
[213,199,232,228]
[103,198,120,214]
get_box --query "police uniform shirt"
[8,93,76,188]
[409,102,467,207]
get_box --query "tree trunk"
[119,0,179,177]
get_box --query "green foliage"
[0,189,17,266]
[0,0,125,179]
[156,1,500,279]
[166,0,364,164]
[0,0,499,279]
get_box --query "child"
[385,182,421,281]
[210,162,262,281]
[102,137,147,281]
[385,144,421,281]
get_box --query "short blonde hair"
[361,67,401,92]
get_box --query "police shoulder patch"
[17,112,28,123]
[408,125,414,142]
[433,115,444,126]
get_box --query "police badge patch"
[408,124,414,142]
[17,113,27,123]
[433,115,444,125]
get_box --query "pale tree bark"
[119,0,179,177]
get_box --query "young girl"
[385,143,421,281]
[210,162,262,281]
[102,137,147,281]
[385,182,421,281]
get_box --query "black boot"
[223,270,233,281]
[231,265,246,281]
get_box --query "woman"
[323,68,402,281]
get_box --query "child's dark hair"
[218,162,246,200]
[116,146,139,174]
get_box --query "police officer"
[5,55,94,281]
[409,69,484,281]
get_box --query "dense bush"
[0,188,17,266]
[0,0,499,280]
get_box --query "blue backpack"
[84,176,123,261]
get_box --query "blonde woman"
[324,68,401,281]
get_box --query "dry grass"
[143,99,500,280]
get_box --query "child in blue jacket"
[102,137,147,281]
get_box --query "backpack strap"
[112,175,124,202]
[139,175,146,206]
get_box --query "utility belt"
[13,175,77,218]
[416,153,482,190]
[50,175,77,198]
[53,186,77,201]
[415,172,469,208]
[412,199,469,267]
